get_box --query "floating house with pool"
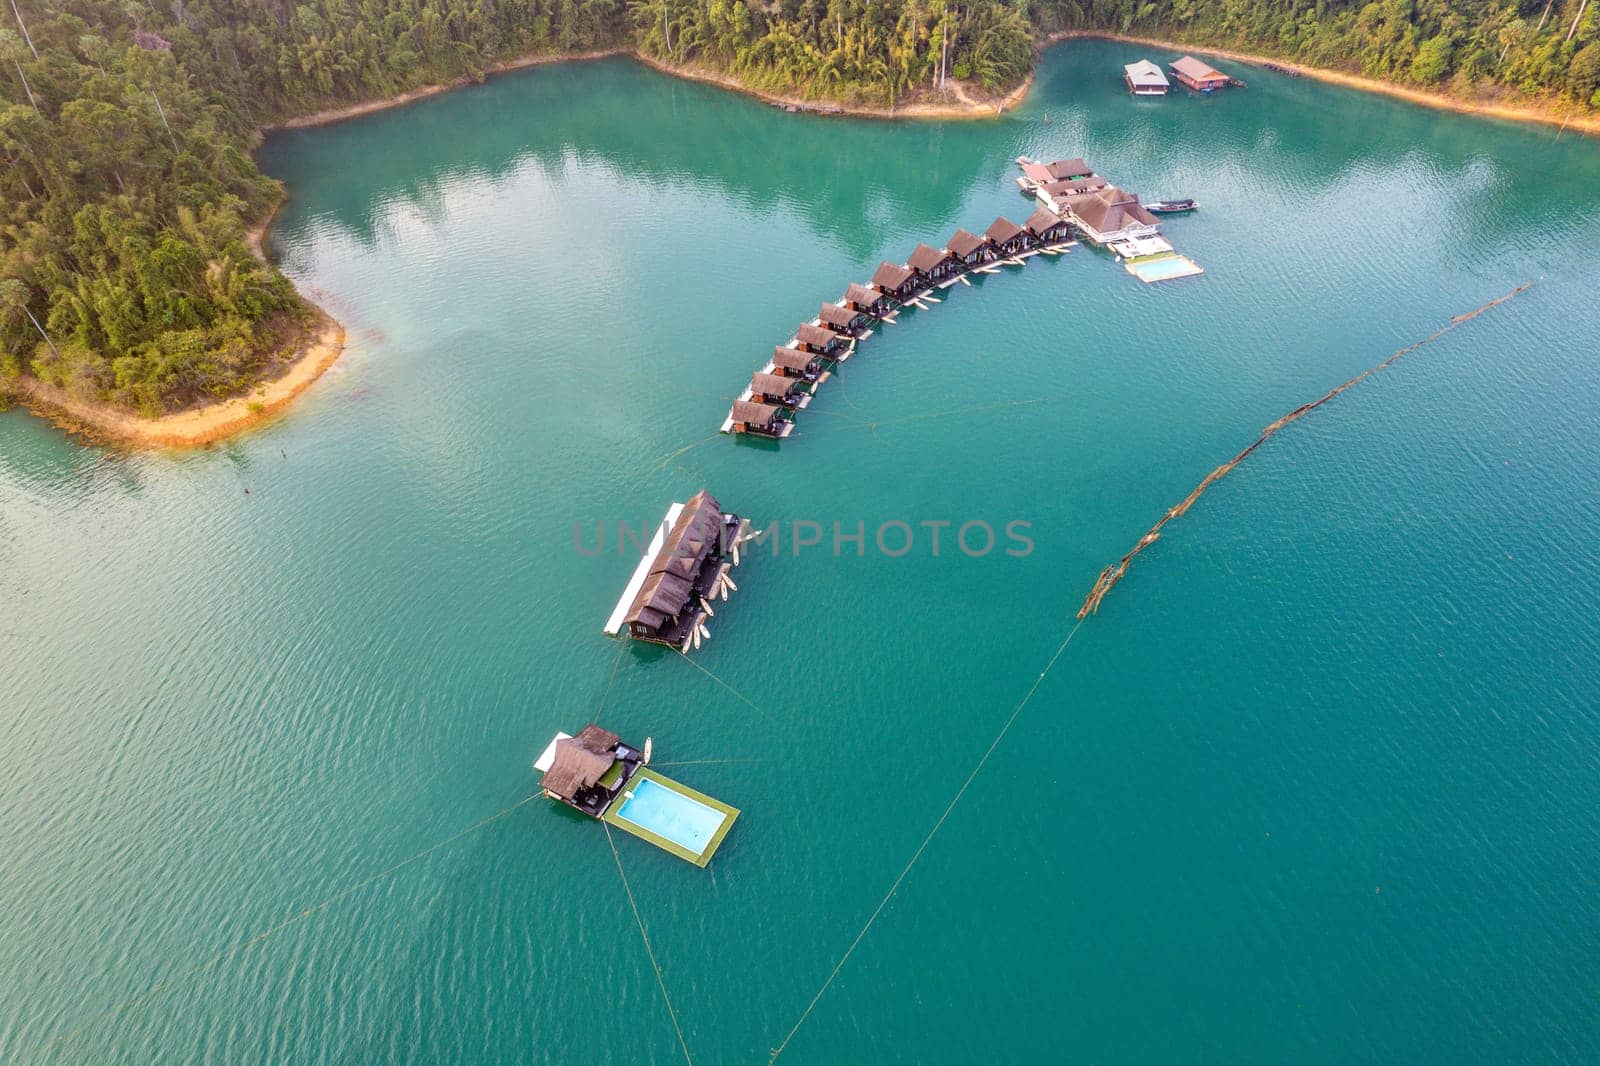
[535,725,740,867]
[603,489,754,650]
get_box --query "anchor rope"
[1076,279,1540,619]
[678,653,769,718]
[39,792,541,1059]
[768,617,1089,1062]
[604,821,696,1066]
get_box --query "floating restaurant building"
[870,261,923,304]
[1124,59,1170,95]
[602,489,750,649]
[1057,186,1161,245]
[1170,55,1230,92]
[907,243,964,285]
[842,282,895,318]
[947,228,999,268]
[535,725,740,867]
[749,371,811,410]
[985,216,1035,258]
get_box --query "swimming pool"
[1127,254,1204,282]
[611,777,728,856]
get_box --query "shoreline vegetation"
[5,3,1596,447]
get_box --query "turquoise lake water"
[3,39,1599,1063]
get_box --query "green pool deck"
[601,768,740,867]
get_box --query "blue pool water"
[612,778,726,854]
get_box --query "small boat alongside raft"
[1146,198,1198,214]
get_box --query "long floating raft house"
[535,725,739,867]
[602,489,755,652]
[1170,55,1240,92]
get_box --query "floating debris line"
[1077,280,1540,620]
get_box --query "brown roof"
[907,243,955,273]
[870,261,915,290]
[985,216,1025,243]
[732,399,780,427]
[541,738,615,800]
[947,229,991,258]
[843,283,883,308]
[573,724,619,753]
[818,303,857,329]
[751,372,800,398]
[1025,207,1067,236]
[1171,55,1225,81]
[1059,186,1158,235]
[1043,176,1107,196]
[1046,158,1093,180]
[772,346,816,371]
[795,323,837,348]
[622,490,725,627]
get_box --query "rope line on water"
[39,792,541,1059]
[1077,279,1540,619]
[604,821,695,1066]
[679,653,768,718]
[768,617,1089,1062]
[595,640,628,716]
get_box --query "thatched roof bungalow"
[749,371,810,409]
[818,302,869,335]
[794,322,844,356]
[907,242,963,284]
[771,346,823,383]
[947,228,998,267]
[729,398,792,439]
[870,261,921,304]
[536,724,646,817]
[842,282,894,318]
[985,216,1035,257]
[1025,207,1073,246]
[619,489,741,645]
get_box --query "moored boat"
[1146,199,1198,214]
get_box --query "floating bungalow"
[907,243,964,286]
[1025,207,1074,247]
[818,302,870,336]
[1170,55,1230,92]
[947,228,999,268]
[603,489,749,651]
[870,261,922,304]
[770,345,827,382]
[1056,186,1161,246]
[749,371,811,410]
[1124,59,1170,95]
[985,216,1035,258]
[842,282,895,319]
[535,725,740,867]
[726,398,794,438]
[793,322,846,357]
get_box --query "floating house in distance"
[1057,186,1161,246]
[985,216,1034,258]
[1124,59,1170,95]
[1170,55,1230,92]
[870,261,922,305]
[749,371,811,410]
[947,228,999,268]
[907,243,963,286]
[602,489,750,650]
[535,725,740,867]
[842,282,895,319]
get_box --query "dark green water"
[4,40,1600,1064]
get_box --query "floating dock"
[537,726,739,867]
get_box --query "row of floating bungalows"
[723,213,1075,439]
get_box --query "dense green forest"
[3,0,1596,416]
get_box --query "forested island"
[3,0,1597,431]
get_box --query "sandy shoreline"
[15,316,346,450]
[1050,31,1600,139]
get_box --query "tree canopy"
[3,0,1596,414]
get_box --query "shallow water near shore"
[4,40,1600,1064]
